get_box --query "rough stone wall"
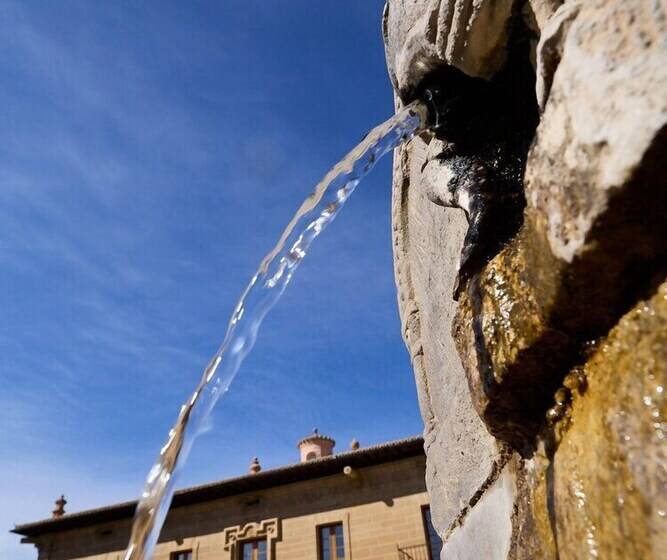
[385,1,667,558]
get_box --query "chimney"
[249,457,261,474]
[297,428,335,462]
[52,495,67,518]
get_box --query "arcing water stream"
[124,100,428,560]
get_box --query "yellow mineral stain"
[553,280,667,559]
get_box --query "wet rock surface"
[385,0,667,558]
[454,0,667,450]
[550,283,667,559]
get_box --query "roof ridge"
[12,435,424,537]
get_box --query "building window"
[422,506,443,560]
[318,523,345,560]
[240,539,267,560]
[223,518,279,560]
[171,551,192,560]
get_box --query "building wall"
[31,457,431,560]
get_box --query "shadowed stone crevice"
[454,124,667,450]
[544,434,560,560]
[414,13,540,300]
[508,453,558,560]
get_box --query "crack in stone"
[443,444,513,540]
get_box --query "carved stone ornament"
[223,518,281,560]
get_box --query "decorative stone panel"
[223,518,280,560]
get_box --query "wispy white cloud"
[0,453,138,560]
[0,3,420,559]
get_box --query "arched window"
[306,451,317,461]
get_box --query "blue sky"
[0,2,422,557]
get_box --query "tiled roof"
[12,436,424,538]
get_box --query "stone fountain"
[383,1,667,558]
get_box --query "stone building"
[13,434,442,560]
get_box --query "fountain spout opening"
[416,66,496,141]
[421,86,457,134]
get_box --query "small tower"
[52,495,67,518]
[297,428,335,462]
[350,438,360,450]
[249,457,262,474]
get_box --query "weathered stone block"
[384,0,517,98]
[385,0,667,558]
[391,134,507,540]
[442,464,516,560]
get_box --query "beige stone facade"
[14,437,438,560]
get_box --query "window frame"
[238,537,268,560]
[170,550,193,560]
[316,522,345,560]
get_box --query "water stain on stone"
[552,281,667,559]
